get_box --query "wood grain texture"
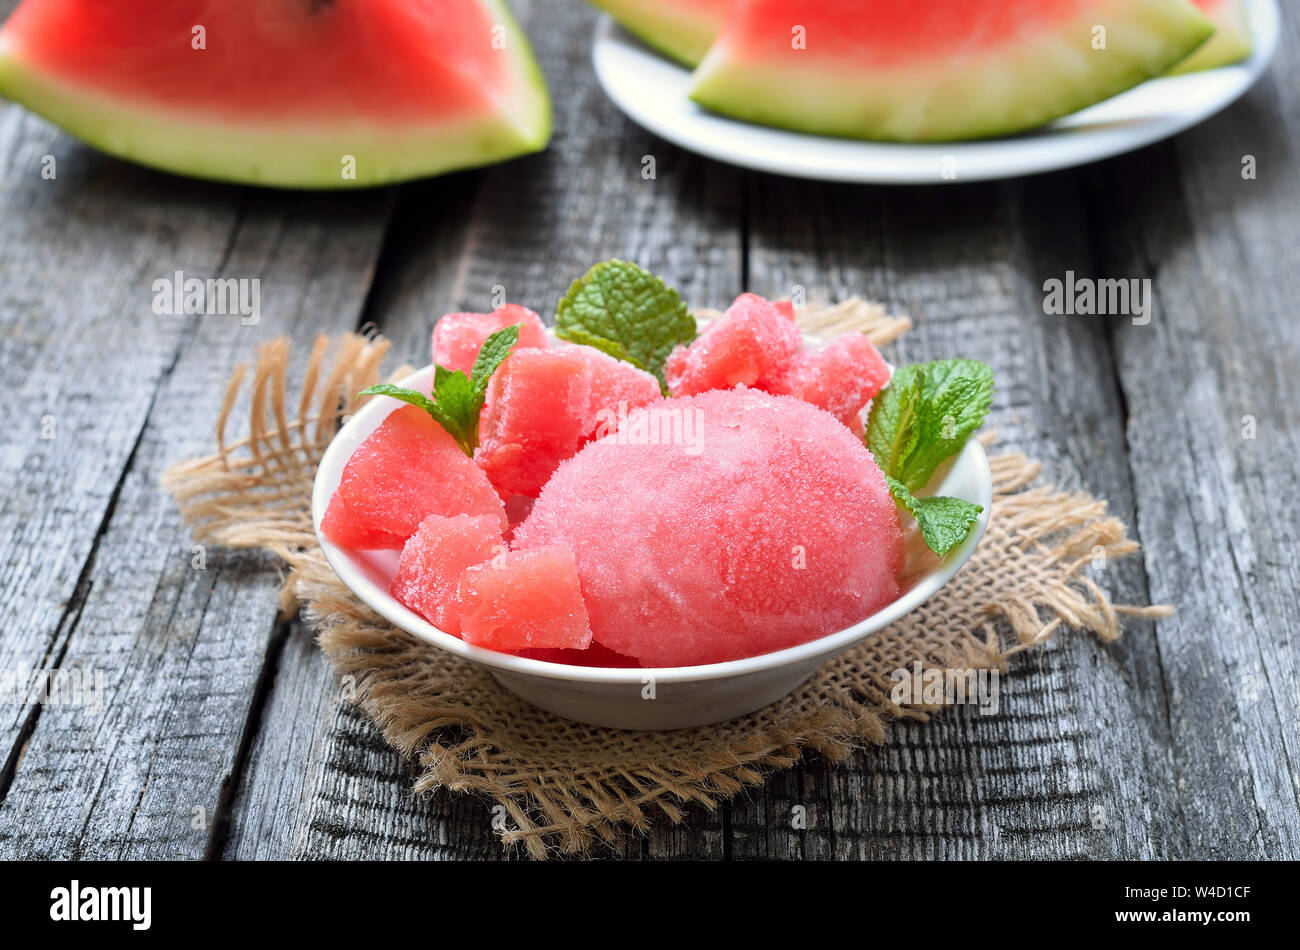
[0,113,241,803]
[0,171,393,856]
[1081,9,1300,858]
[0,0,1296,860]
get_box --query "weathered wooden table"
[0,1,1296,861]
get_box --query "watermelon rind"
[0,0,551,188]
[689,0,1217,142]
[1168,0,1253,74]
[587,0,724,67]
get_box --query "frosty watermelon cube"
[431,304,550,376]
[321,404,505,549]
[760,332,891,432]
[665,292,801,397]
[457,545,594,651]
[390,514,503,634]
[475,344,661,499]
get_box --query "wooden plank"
[221,0,744,860]
[0,185,393,858]
[0,108,242,800]
[745,171,1182,859]
[1082,6,1300,857]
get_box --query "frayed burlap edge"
[162,299,1171,859]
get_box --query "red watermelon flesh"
[760,332,891,432]
[690,0,1215,141]
[320,496,405,551]
[665,293,801,397]
[390,513,503,634]
[458,545,594,651]
[322,404,506,550]
[475,345,661,499]
[515,643,643,668]
[431,304,550,377]
[0,0,551,187]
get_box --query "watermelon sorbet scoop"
[513,388,905,667]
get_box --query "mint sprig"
[866,359,993,557]
[885,476,984,558]
[554,259,696,391]
[360,324,520,455]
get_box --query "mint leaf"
[360,324,520,455]
[866,358,993,557]
[886,477,983,559]
[866,372,921,486]
[555,326,650,371]
[359,384,439,417]
[554,259,696,390]
[867,359,993,493]
[469,324,519,398]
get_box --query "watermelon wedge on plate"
[0,0,551,188]
[1169,0,1253,73]
[689,0,1216,142]
[585,0,731,67]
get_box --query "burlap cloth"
[162,300,1171,859]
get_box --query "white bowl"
[313,358,992,730]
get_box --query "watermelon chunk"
[760,332,891,432]
[586,0,731,67]
[514,388,903,667]
[0,0,551,187]
[665,293,801,397]
[1169,0,1252,74]
[458,545,594,651]
[690,0,1215,141]
[431,304,549,377]
[475,344,661,499]
[390,514,503,634]
[321,404,506,550]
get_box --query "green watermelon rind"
[1167,0,1253,74]
[587,0,719,68]
[0,0,551,189]
[689,0,1217,143]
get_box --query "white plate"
[313,342,993,729]
[592,0,1280,184]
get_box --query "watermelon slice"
[0,0,551,187]
[321,405,506,550]
[432,304,550,377]
[457,545,594,651]
[689,0,1216,141]
[1169,0,1252,74]
[587,0,731,67]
